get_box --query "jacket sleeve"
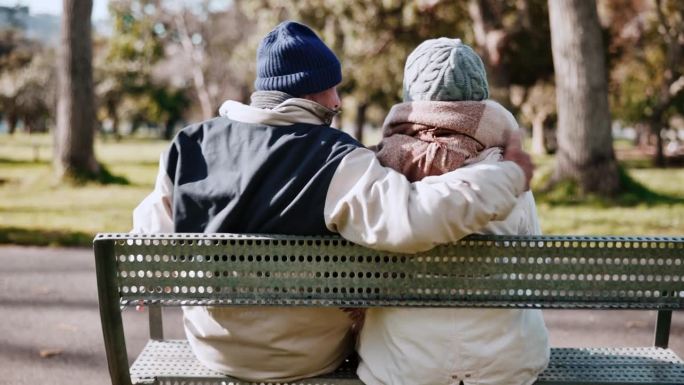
[323,148,526,253]
[519,190,543,236]
[131,153,175,233]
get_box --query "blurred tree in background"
[241,0,556,146]
[468,0,554,106]
[548,0,621,196]
[98,0,190,140]
[0,0,682,192]
[153,0,254,119]
[467,0,556,155]
[54,0,100,181]
[99,0,253,137]
[607,0,684,166]
[0,30,55,134]
[241,0,472,142]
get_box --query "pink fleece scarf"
[375,100,518,182]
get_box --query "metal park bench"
[94,233,684,385]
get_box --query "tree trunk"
[531,113,546,155]
[7,112,17,134]
[163,118,178,140]
[650,117,666,167]
[54,0,99,180]
[655,128,665,167]
[175,13,214,120]
[354,103,367,144]
[112,114,121,141]
[548,0,620,195]
[634,123,646,147]
[25,117,34,134]
[106,100,121,141]
[468,0,512,107]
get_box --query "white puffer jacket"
[357,189,550,385]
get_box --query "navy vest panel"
[165,117,361,235]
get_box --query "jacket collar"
[219,98,338,126]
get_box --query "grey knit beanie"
[403,38,489,102]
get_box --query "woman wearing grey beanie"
[357,38,550,385]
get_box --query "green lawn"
[0,134,168,246]
[532,153,684,235]
[1,133,683,246]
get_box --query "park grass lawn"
[0,134,168,246]
[532,152,684,236]
[1,133,683,246]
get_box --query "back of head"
[403,38,489,102]
[255,21,341,97]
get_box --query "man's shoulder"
[176,116,233,138]
[173,117,363,152]
[173,117,274,144]
[292,122,363,147]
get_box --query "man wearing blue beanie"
[133,21,535,382]
[255,21,342,104]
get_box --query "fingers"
[502,132,534,191]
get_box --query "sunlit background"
[0,2,682,383]
[1,0,682,246]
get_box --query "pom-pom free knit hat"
[255,21,342,96]
[403,38,489,102]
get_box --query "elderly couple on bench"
[132,21,549,385]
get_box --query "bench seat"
[130,340,684,385]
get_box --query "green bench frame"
[94,233,684,385]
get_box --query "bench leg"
[95,240,133,385]
[654,310,672,348]
[149,305,163,340]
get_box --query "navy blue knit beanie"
[255,21,341,96]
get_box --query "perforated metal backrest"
[94,233,684,309]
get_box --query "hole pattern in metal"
[130,341,684,385]
[540,347,684,384]
[131,340,359,385]
[95,233,684,309]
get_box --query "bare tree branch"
[174,9,214,119]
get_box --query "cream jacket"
[132,98,528,382]
[357,151,550,385]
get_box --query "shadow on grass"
[104,159,161,167]
[0,226,93,247]
[535,167,684,207]
[0,157,50,165]
[617,157,657,170]
[63,164,130,186]
[619,157,684,170]
[98,166,130,185]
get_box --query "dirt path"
[0,245,682,385]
